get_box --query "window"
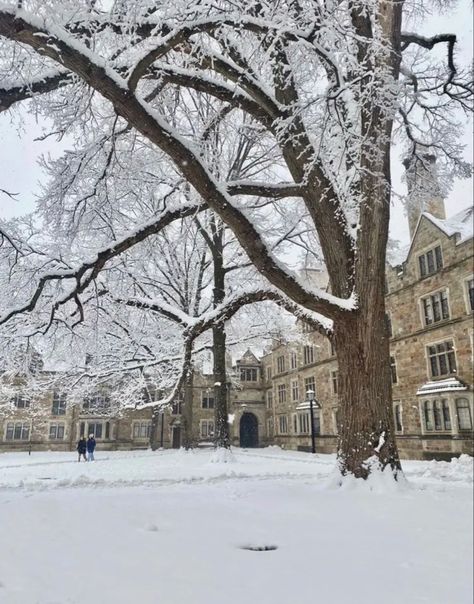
[83,393,110,412]
[266,390,273,410]
[421,290,449,326]
[385,313,393,338]
[304,376,316,399]
[240,367,258,381]
[390,356,398,384]
[200,419,215,439]
[329,340,336,357]
[422,399,451,432]
[267,418,274,437]
[292,413,298,433]
[313,410,321,435]
[331,370,339,395]
[303,345,315,365]
[276,356,286,373]
[133,421,152,439]
[394,404,403,432]
[12,394,30,409]
[418,245,443,277]
[423,401,433,431]
[87,422,103,439]
[456,398,472,431]
[171,400,182,415]
[466,278,474,312]
[277,384,287,404]
[49,423,65,440]
[291,379,299,402]
[266,366,272,380]
[5,422,30,440]
[427,341,456,377]
[202,392,215,409]
[52,392,67,416]
[298,412,310,435]
[278,415,288,434]
[289,351,298,370]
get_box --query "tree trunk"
[212,226,230,449]
[334,303,401,479]
[182,366,194,449]
[213,322,230,448]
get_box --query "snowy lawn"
[0,448,472,604]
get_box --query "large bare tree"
[0,0,471,479]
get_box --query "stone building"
[1,159,472,460]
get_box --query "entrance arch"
[240,413,259,448]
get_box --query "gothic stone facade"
[1,209,473,460]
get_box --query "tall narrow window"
[419,245,443,277]
[331,370,339,395]
[433,400,443,430]
[423,401,434,431]
[421,291,449,326]
[52,392,67,416]
[442,400,451,430]
[277,384,287,404]
[466,278,474,312]
[394,404,403,432]
[278,415,288,434]
[266,390,273,410]
[456,398,472,430]
[277,356,286,373]
[291,379,299,402]
[390,356,398,384]
[385,313,393,337]
[303,346,315,365]
[304,376,316,398]
[290,351,298,370]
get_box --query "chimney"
[403,153,446,239]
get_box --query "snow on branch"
[0,203,204,328]
[0,7,353,321]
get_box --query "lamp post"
[306,389,320,454]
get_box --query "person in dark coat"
[86,434,96,462]
[77,436,87,462]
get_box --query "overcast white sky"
[0,1,472,246]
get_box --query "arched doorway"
[240,413,259,448]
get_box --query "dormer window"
[240,367,258,381]
[418,245,443,278]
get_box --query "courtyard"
[0,448,472,604]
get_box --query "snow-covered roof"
[416,377,469,396]
[388,206,473,267]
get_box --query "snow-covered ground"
[0,448,472,604]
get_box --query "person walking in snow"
[86,434,96,462]
[77,436,87,462]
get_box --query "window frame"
[49,422,66,440]
[5,421,30,441]
[132,420,152,439]
[418,244,443,278]
[455,398,473,431]
[420,289,450,327]
[426,340,457,378]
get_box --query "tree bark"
[334,302,401,479]
[182,366,195,449]
[209,221,231,449]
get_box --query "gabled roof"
[237,349,260,366]
[388,206,473,267]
